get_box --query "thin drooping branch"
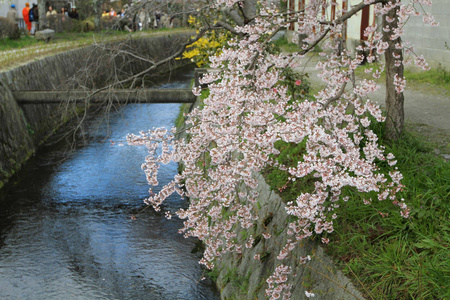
[299,28,331,55]
[93,41,156,65]
[333,0,386,25]
[324,82,348,107]
[214,20,241,35]
[298,0,386,55]
[81,29,208,100]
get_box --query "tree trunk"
[242,0,257,22]
[38,0,46,29]
[182,0,187,27]
[383,1,404,141]
[93,0,101,32]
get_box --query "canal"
[0,67,219,299]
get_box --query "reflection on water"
[0,67,219,299]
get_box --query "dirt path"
[294,56,450,158]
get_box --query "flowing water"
[0,67,219,300]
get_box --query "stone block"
[35,29,55,42]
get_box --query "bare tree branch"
[214,20,241,35]
[84,29,208,99]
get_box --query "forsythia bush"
[181,16,229,67]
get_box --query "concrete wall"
[0,33,191,189]
[214,172,364,300]
[402,0,450,68]
[285,0,449,68]
[0,1,28,18]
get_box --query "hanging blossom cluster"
[127,0,436,298]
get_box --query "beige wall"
[402,0,450,68]
[286,0,448,67]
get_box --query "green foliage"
[220,267,252,295]
[279,68,311,102]
[206,266,221,282]
[272,36,299,53]
[264,140,316,203]
[264,121,450,299]
[26,123,34,136]
[0,34,39,50]
[355,62,450,92]
[175,103,190,130]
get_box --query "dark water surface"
[0,68,219,299]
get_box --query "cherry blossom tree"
[127,0,436,298]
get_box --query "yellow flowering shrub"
[180,16,229,67]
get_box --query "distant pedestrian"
[60,7,68,22]
[30,3,38,34]
[138,8,146,30]
[7,4,19,25]
[6,4,20,39]
[46,6,56,16]
[22,2,31,34]
[46,6,57,29]
[69,8,79,20]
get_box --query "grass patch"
[264,140,317,202]
[273,36,300,53]
[352,60,450,93]
[264,124,450,299]
[175,103,190,130]
[404,65,450,92]
[0,35,42,50]
[328,129,450,299]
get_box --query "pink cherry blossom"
[126,0,436,298]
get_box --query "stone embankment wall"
[0,33,191,189]
[215,173,365,300]
[179,100,365,300]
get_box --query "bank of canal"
[0,67,219,299]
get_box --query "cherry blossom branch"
[125,1,434,298]
[323,81,348,107]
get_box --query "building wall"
[402,0,450,68]
[287,0,375,51]
[1,0,30,19]
[285,0,449,68]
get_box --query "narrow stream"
[0,67,219,299]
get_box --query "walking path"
[294,54,450,158]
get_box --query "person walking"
[22,3,31,34]
[29,3,38,34]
